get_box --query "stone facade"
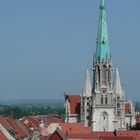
[91,108,117,131]
[80,69,92,127]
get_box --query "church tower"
[91,0,118,131]
[113,68,126,130]
[65,0,136,132]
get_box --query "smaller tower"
[81,69,92,127]
[113,68,125,99]
[113,68,126,130]
[129,100,136,128]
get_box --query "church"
[64,0,136,132]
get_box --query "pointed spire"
[113,68,124,99]
[129,100,135,113]
[100,0,105,8]
[82,69,92,97]
[96,0,110,61]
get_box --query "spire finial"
[100,0,105,8]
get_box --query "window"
[117,103,120,108]
[102,65,107,85]
[87,116,89,120]
[105,96,107,104]
[126,123,129,130]
[117,111,120,116]
[102,41,105,44]
[117,96,120,100]
[101,95,103,104]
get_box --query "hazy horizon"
[0,0,140,101]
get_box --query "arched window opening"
[101,112,109,131]
[105,96,107,104]
[101,96,103,104]
[102,65,107,85]
[103,65,107,69]
[117,103,120,108]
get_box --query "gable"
[65,95,80,114]
[49,131,64,140]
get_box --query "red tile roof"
[7,118,28,139]
[99,136,135,140]
[67,133,97,139]
[48,125,140,140]
[0,115,31,139]
[0,130,8,140]
[46,117,63,126]
[39,127,47,136]
[22,116,39,130]
[65,95,80,114]
[61,123,92,134]
[125,102,131,114]
[40,136,47,140]
[47,128,68,140]
[116,130,140,140]
[16,120,31,138]
[48,130,66,140]
[61,123,113,139]
[95,132,115,137]
[59,123,115,139]
[117,130,140,136]
[0,115,15,133]
[67,132,115,140]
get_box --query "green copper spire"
[96,0,110,61]
[101,0,105,7]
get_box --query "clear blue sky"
[0,0,140,101]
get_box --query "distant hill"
[0,99,64,108]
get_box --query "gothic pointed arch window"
[108,65,111,83]
[102,65,107,85]
[100,112,109,131]
[105,95,107,104]
[101,95,103,104]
